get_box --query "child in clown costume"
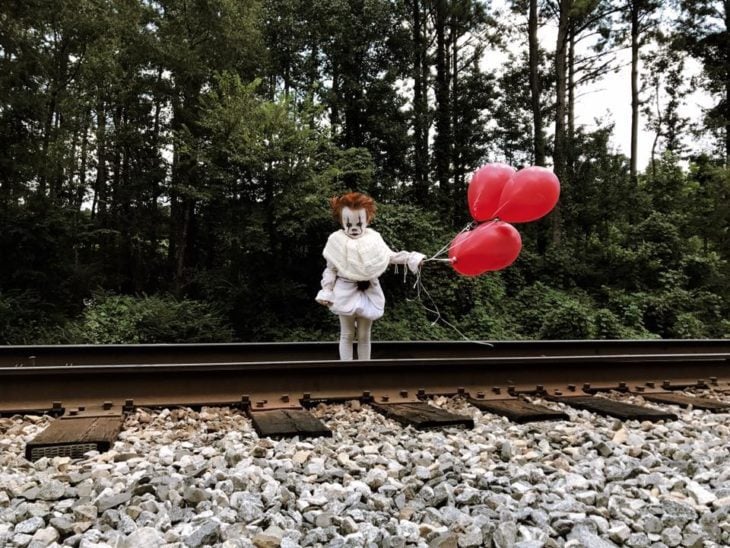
[316,192,425,360]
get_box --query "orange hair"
[329,192,376,223]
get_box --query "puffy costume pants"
[338,315,373,360]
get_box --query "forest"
[0,0,728,344]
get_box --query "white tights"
[338,315,373,360]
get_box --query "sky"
[486,0,714,170]
[570,44,712,169]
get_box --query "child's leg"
[356,317,373,360]
[338,315,356,360]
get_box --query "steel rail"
[1,339,728,367]
[1,351,728,414]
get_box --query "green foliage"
[0,291,51,344]
[592,308,626,340]
[0,2,728,344]
[506,283,598,340]
[60,294,233,344]
[539,301,595,340]
[672,313,706,339]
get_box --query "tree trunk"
[725,0,730,164]
[528,0,545,165]
[75,111,90,211]
[630,2,640,182]
[39,90,58,197]
[434,0,451,202]
[174,198,194,296]
[330,65,340,132]
[554,0,570,184]
[552,0,571,246]
[92,99,107,221]
[451,13,463,215]
[169,90,200,296]
[650,79,661,178]
[411,0,429,202]
[567,24,576,179]
[111,105,123,215]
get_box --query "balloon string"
[408,260,494,348]
[423,222,474,263]
[424,218,500,265]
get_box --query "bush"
[62,294,234,344]
[592,308,624,339]
[509,283,576,337]
[670,313,706,339]
[539,300,594,339]
[0,290,67,344]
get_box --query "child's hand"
[317,299,332,307]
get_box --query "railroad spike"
[400,390,408,398]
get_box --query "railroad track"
[1,340,728,461]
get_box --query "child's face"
[341,206,368,238]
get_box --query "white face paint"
[341,206,368,238]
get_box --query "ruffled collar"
[323,228,392,281]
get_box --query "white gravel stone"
[0,392,728,547]
[685,479,716,505]
[28,526,59,548]
[608,524,631,544]
[121,526,165,548]
[14,516,45,535]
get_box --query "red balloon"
[467,163,517,221]
[495,166,560,223]
[448,221,522,276]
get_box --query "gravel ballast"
[0,390,728,547]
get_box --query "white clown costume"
[316,194,425,361]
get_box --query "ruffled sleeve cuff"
[316,288,335,304]
[407,252,426,273]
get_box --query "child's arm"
[390,251,426,273]
[315,260,337,305]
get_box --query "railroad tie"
[548,395,678,422]
[26,408,124,461]
[369,402,474,429]
[248,408,332,438]
[467,397,568,424]
[637,392,730,412]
